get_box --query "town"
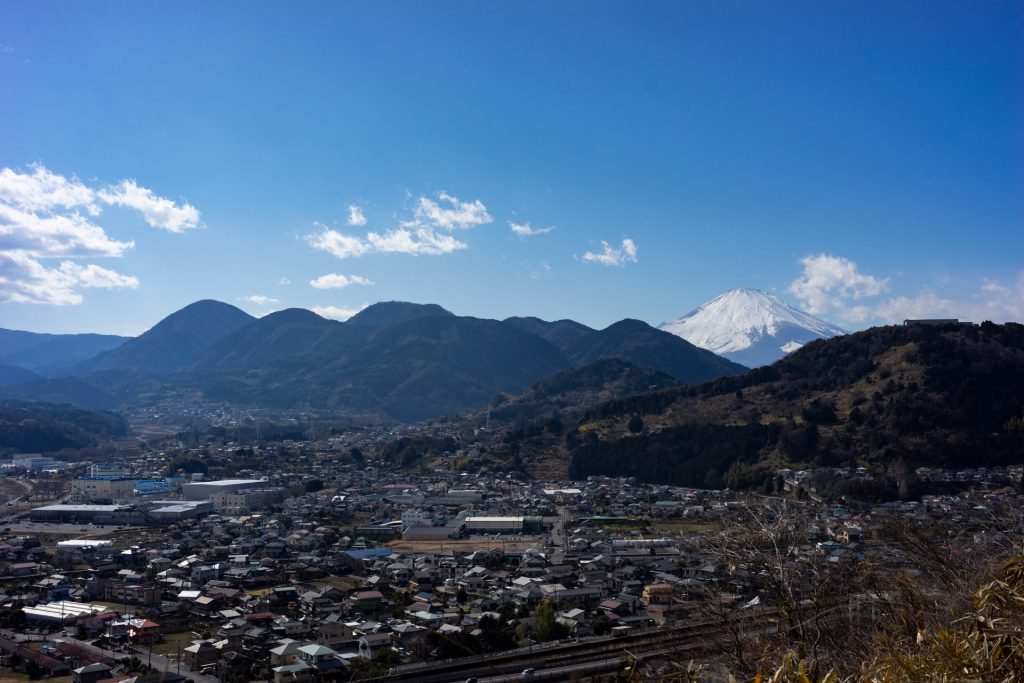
[1,425,1021,682]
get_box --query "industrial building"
[10,454,57,471]
[89,462,128,478]
[70,477,134,503]
[209,486,285,514]
[30,500,211,525]
[56,539,113,553]
[181,478,266,500]
[22,601,111,625]
[464,516,544,534]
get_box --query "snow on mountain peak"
[658,288,845,367]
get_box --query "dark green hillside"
[320,315,573,421]
[503,316,595,351]
[565,319,747,384]
[31,299,753,423]
[0,400,128,453]
[346,301,453,327]
[0,328,128,375]
[506,322,1024,484]
[189,308,348,371]
[76,299,255,375]
[569,423,780,488]
[0,376,119,410]
[0,364,41,386]
[489,358,680,424]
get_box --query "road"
[54,634,216,683]
[550,506,569,553]
[128,643,218,683]
[1,521,126,537]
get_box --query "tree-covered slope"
[0,400,128,453]
[510,322,1024,486]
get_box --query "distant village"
[1,422,1022,682]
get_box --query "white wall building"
[181,479,265,500]
[401,509,435,529]
[71,478,134,503]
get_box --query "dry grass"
[386,537,542,553]
[0,671,71,683]
[150,630,198,655]
[312,576,363,592]
[650,519,723,535]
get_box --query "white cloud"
[0,164,201,306]
[981,278,1010,296]
[414,191,492,230]
[310,273,374,289]
[788,254,889,316]
[347,204,367,226]
[307,227,370,259]
[367,226,467,255]
[873,272,1024,324]
[0,251,84,305]
[0,251,137,305]
[873,291,958,322]
[509,221,554,238]
[972,272,1024,322]
[581,238,638,266]
[0,203,134,258]
[307,225,467,259]
[787,255,1023,326]
[306,191,486,262]
[0,163,100,215]
[98,180,201,233]
[243,295,279,306]
[58,262,139,289]
[278,277,291,285]
[312,303,368,321]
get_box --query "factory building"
[30,500,210,525]
[22,601,111,625]
[70,477,134,504]
[181,479,266,500]
[209,487,285,514]
[464,516,544,534]
[90,463,128,478]
[10,454,57,471]
[400,509,436,529]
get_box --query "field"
[0,674,71,683]
[150,630,198,656]
[649,520,723,535]
[0,478,31,500]
[386,537,543,554]
[311,576,364,592]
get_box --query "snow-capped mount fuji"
[658,288,846,367]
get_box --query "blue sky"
[1,1,1021,336]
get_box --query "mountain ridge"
[75,299,256,375]
[6,299,749,421]
[0,328,129,376]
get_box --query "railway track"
[384,610,773,681]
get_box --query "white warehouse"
[181,479,266,500]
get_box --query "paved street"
[55,635,216,683]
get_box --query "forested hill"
[0,401,128,454]
[515,322,1024,487]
